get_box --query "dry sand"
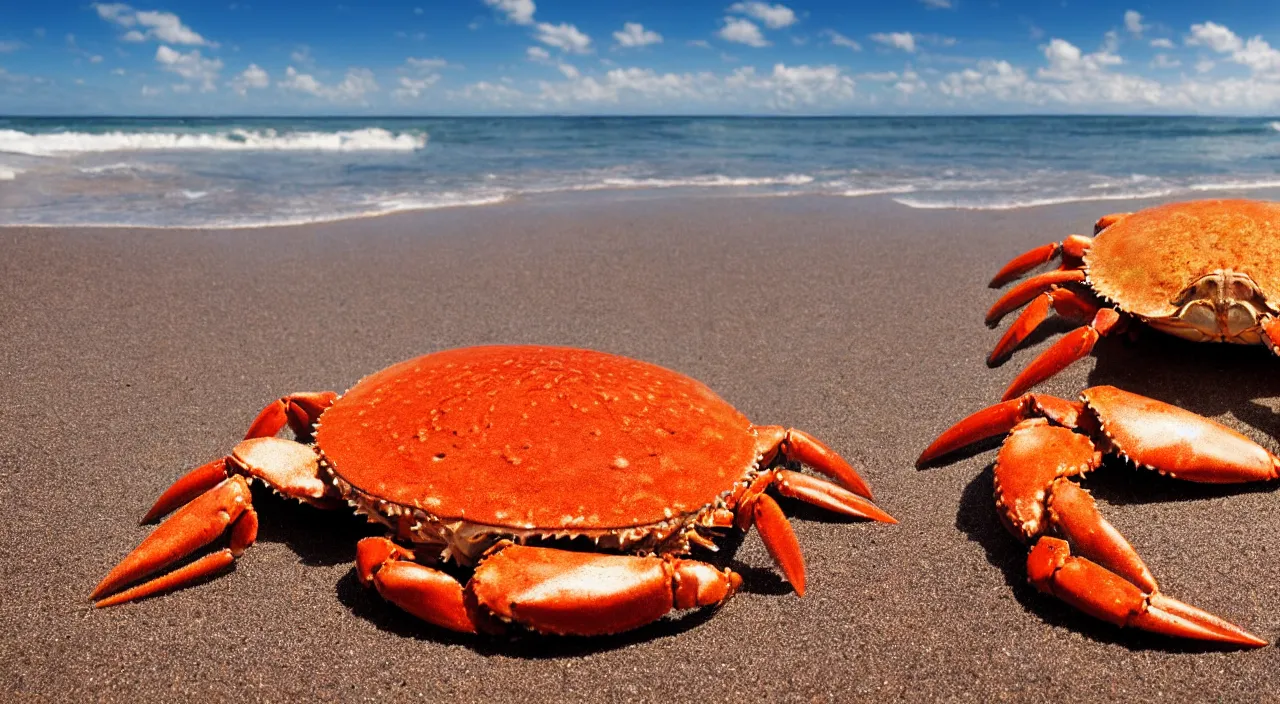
[3,193,1279,702]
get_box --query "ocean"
[2,115,1280,228]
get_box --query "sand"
[3,193,1279,702]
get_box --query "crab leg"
[986,269,1088,325]
[916,392,1083,466]
[243,391,337,440]
[1001,308,1123,401]
[92,476,257,605]
[772,470,897,524]
[1028,537,1265,647]
[94,437,331,606]
[754,426,875,499]
[1261,315,1280,356]
[358,539,741,636]
[989,288,1102,366]
[1094,212,1129,233]
[989,234,1093,288]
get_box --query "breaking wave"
[0,128,428,156]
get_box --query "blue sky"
[3,1,1280,114]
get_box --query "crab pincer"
[919,385,1272,648]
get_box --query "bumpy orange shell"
[1084,199,1280,319]
[314,345,758,533]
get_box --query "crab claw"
[773,470,896,524]
[92,476,257,606]
[1082,386,1280,483]
[1027,537,1265,648]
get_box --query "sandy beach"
[4,193,1280,702]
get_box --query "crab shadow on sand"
[252,481,833,657]
[940,328,1280,652]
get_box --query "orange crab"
[985,199,1280,401]
[92,345,894,636]
[919,386,1274,648]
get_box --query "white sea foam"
[0,167,18,181]
[1269,121,1280,132]
[1187,178,1280,192]
[838,185,917,197]
[894,188,1178,211]
[0,128,428,156]
[598,173,815,189]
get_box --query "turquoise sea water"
[2,116,1280,227]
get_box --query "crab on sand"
[92,345,895,636]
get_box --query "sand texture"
[3,194,1279,702]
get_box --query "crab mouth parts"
[316,449,769,566]
[1165,269,1275,342]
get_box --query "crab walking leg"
[1094,212,1130,234]
[243,391,338,440]
[1001,308,1123,401]
[1028,537,1266,647]
[143,437,333,523]
[92,476,257,604]
[986,269,1088,325]
[358,539,742,636]
[94,438,332,605]
[916,392,1084,467]
[140,392,336,524]
[772,470,897,524]
[754,426,875,499]
[989,234,1094,288]
[989,288,1102,366]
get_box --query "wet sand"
[3,193,1279,702]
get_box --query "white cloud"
[1151,54,1181,69]
[89,55,104,63]
[154,45,222,91]
[1196,58,1216,74]
[484,0,535,26]
[229,63,269,95]
[726,63,856,109]
[727,2,797,30]
[527,46,551,62]
[393,75,439,100]
[111,67,126,75]
[558,63,579,79]
[719,18,769,48]
[290,47,313,67]
[1188,22,1280,76]
[280,66,378,103]
[535,22,592,53]
[1150,38,1175,49]
[821,29,861,51]
[688,39,712,49]
[920,0,952,7]
[451,80,525,107]
[407,57,449,71]
[1187,22,1242,53]
[140,84,161,96]
[392,57,447,100]
[93,3,212,46]
[613,22,662,48]
[1124,10,1146,37]
[871,32,916,53]
[0,41,23,53]
[856,71,898,81]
